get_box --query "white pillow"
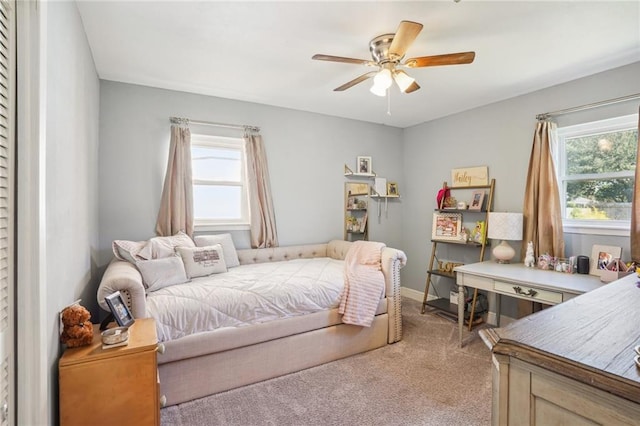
[136,256,189,292]
[141,231,195,259]
[176,244,227,278]
[112,239,149,263]
[194,233,240,268]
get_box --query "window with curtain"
[556,113,639,235]
[191,133,250,230]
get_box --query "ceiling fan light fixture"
[393,70,415,93]
[370,83,387,97]
[373,68,393,90]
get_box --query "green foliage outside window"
[564,128,637,220]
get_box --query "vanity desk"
[480,273,640,425]
[454,261,604,346]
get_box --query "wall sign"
[451,166,489,187]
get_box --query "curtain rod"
[536,93,640,121]
[170,116,260,133]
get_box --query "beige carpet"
[160,298,493,425]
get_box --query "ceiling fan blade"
[405,52,476,68]
[312,54,373,66]
[334,71,377,91]
[404,81,421,94]
[389,21,424,59]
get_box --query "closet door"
[0,1,15,424]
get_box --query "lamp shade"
[488,212,523,241]
[488,212,523,263]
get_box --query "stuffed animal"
[60,304,94,348]
[524,241,535,268]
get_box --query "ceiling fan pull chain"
[387,88,392,116]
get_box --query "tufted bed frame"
[98,239,406,406]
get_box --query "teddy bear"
[60,304,94,348]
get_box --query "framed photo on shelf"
[432,212,462,241]
[469,190,485,211]
[387,182,398,196]
[105,291,135,327]
[356,156,372,174]
[589,244,622,276]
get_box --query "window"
[555,114,638,235]
[191,134,250,230]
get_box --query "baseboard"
[401,286,433,302]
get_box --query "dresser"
[59,318,160,426]
[480,273,640,425]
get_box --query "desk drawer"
[494,281,563,305]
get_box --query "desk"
[454,261,604,347]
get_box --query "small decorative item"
[468,190,485,211]
[589,244,622,277]
[443,196,457,209]
[105,291,135,327]
[470,220,486,244]
[374,177,387,196]
[101,326,129,349]
[387,182,399,196]
[60,303,94,348]
[459,227,469,242]
[524,241,535,267]
[432,212,462,241]
[436,187,451,209]
[356,156,372,174]
[537,253,556,270]
[600,258,633,283]
[457,201,468,210]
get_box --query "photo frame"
[356,156,372,174]
[589,244,622,276]
[468,190,485,211]
[432,212,463,241]
[105,291,135,327]
[387,182,399,196]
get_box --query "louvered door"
[0,1,14,425]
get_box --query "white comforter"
[146,257,345,342]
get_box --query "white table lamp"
[488,212,523,264]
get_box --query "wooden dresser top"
[483,273,640,404]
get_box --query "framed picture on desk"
[590,244,622,277]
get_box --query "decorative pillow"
[141,231,195,259]
[112,239,149,263]
[194,233,240,268]
[136,256,189,292]
[176,244,227,278]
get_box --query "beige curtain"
[155,124,193,237]
[245,133,278,248]
[522,120,565,259]
[631,107,640,262]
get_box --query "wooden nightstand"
[59,318,160,426]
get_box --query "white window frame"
[191,134,250,231]
[556,113,638,236]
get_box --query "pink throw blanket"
[339,241,386,327]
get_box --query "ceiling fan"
[312,20,475,96]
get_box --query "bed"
[97,237,407,406]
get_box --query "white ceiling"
[76,1,640,128]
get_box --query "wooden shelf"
[431,239,483,247]
[427,269,456,279]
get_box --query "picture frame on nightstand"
[105,291,135,327]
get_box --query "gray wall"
[98,81,404,266]
[45,1,100,423]
[401,62,640,317]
